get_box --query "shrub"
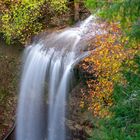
[0,0,68,44]
[89,55,140,140]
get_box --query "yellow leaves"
[121,36,129,44]
[1,1,45,44]
[80,101,84,108]
[79,22,132,118]
[80,21,139,119]
[50,0,68,13]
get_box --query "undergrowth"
[89,55,140,140]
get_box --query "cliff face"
[0,38,23,139]
[0,38,93,140]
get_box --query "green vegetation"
[0,0,68,44]
[85,0,140,41]
[1,1,44,44]
[0,0,140,139]
[89,56,140,140]
[83,0,140,139]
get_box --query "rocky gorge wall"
[0,38,23,139]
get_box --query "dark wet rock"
[66,84,93,140]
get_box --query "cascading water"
[16,15,104,140]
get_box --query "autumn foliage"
[79,22,139,118]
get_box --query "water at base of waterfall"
[16,15,104,140]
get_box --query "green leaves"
[0,0,68,44]
[1,1,44,44]
[89,55,140,140]
[85,0,140,41]
[50,0,68,13]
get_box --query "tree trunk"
[74,0,79,22]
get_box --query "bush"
[0,0,68,44]
[89,55,140,140]
[85,0,140,42]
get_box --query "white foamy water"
[16,15,105,140]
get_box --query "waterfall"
[16,15,104,140]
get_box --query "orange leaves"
[79,22,128,118]
[79,21,139,118]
